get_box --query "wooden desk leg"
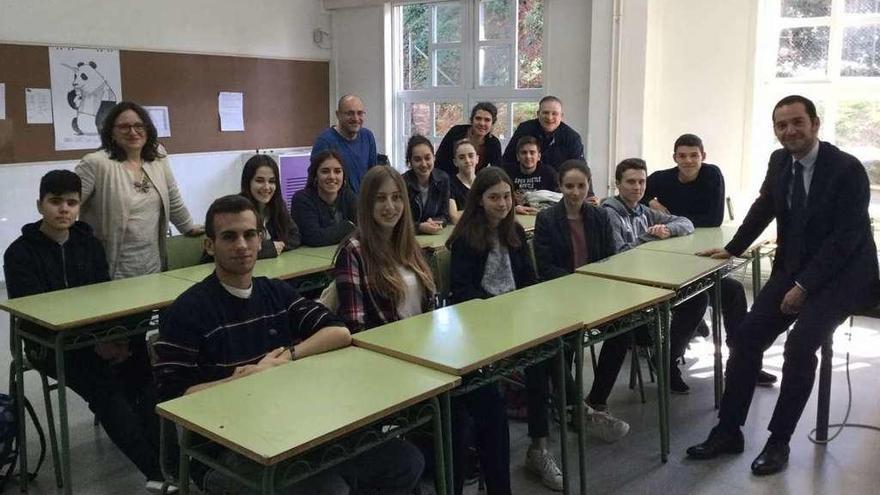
[440,392,453,495]
[178,429,191,495]
[815,337,834,442]
[555,338,570,495]
[654,304,670,462]
[576,329,587,495]
[52,333,73,495]
[712,272,724,410]
[11,316,29,493]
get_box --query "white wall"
[0,0,331,60]
[330,3,391,153]
[0,0,331,283]
[642,0,757,206]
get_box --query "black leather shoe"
[686,427,744,459]
[756,370,778,387]
[751,441,789,475]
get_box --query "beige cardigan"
[76,149,195,278]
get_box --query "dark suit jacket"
[725,141,878,310]
[533,201,617,281]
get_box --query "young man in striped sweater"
[154,194,424,494]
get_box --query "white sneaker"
[525,448,564,492]
[145,480,179,494]
[584,406,630,443]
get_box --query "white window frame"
[750,0,880,191]
[391,0,545,168]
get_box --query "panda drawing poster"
[48,47,122,151]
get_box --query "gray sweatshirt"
[602,196,694,252]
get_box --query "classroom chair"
[7,316,63,488]
[165,234,206,271]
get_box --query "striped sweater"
[153,272,344,401]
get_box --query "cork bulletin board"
[0,43,329,164]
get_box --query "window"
[393,0,544,166]
[753,0,880,203]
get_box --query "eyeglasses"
[114,123,146,134]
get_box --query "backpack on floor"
[0,363,48,491]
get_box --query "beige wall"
[642,0,758,205]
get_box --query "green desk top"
[353,298,582,376]
[635,226,772,256]
[156,347,460,466]
[163,251,333,283]
[295,245,339,261]
[576,248,729,290]
[416,216,535,251]
[0,273,195,330]
[491,274,674,329]
[516,214,536,232]
[416,225,454,251]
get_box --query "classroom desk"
[0,273,196,495]
[157,347,460,495]
[294,244,339,261]
[490,274,674,493]
[162,250,333,283]
[415,215,536,252]
[635,226,774,297]
[353,298,579,494]
[576,249,730,410]
[516,213,537,233]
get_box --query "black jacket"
[533,201,617,281]
[502,119,584,171]
[291,187,357,247]
[435,124,503,177]
[4,220,110,299]
[403,169,451,225]
[449,223,536,303]
[726,141,879,310]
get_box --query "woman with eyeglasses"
[76,101,203,280]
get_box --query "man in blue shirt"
[311,95,378,193]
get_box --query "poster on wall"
[48,46,122,151]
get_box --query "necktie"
[784,161,806,274]
[791,161,805,214]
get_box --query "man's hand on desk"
[696,248,733,259]
[647,224,671,239]
[234,347,292,377]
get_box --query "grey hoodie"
[602,196,694,251]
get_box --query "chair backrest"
[166,234,206,271]
[430,249,452,307]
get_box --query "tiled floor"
[2,283,880,494]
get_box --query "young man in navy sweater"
[154,194,423,494]
[4,170,167,493]
[644,134,776,386]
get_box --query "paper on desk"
[144,105,171,137]
[0,83,6,120]
[218,91,244,132]
[26,88,53,124]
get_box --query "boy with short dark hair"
[3,170,166,492]
[644,134,775,386]
[505,136,559,215]
[602,158,707,394]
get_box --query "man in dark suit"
[685,95,879,475]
